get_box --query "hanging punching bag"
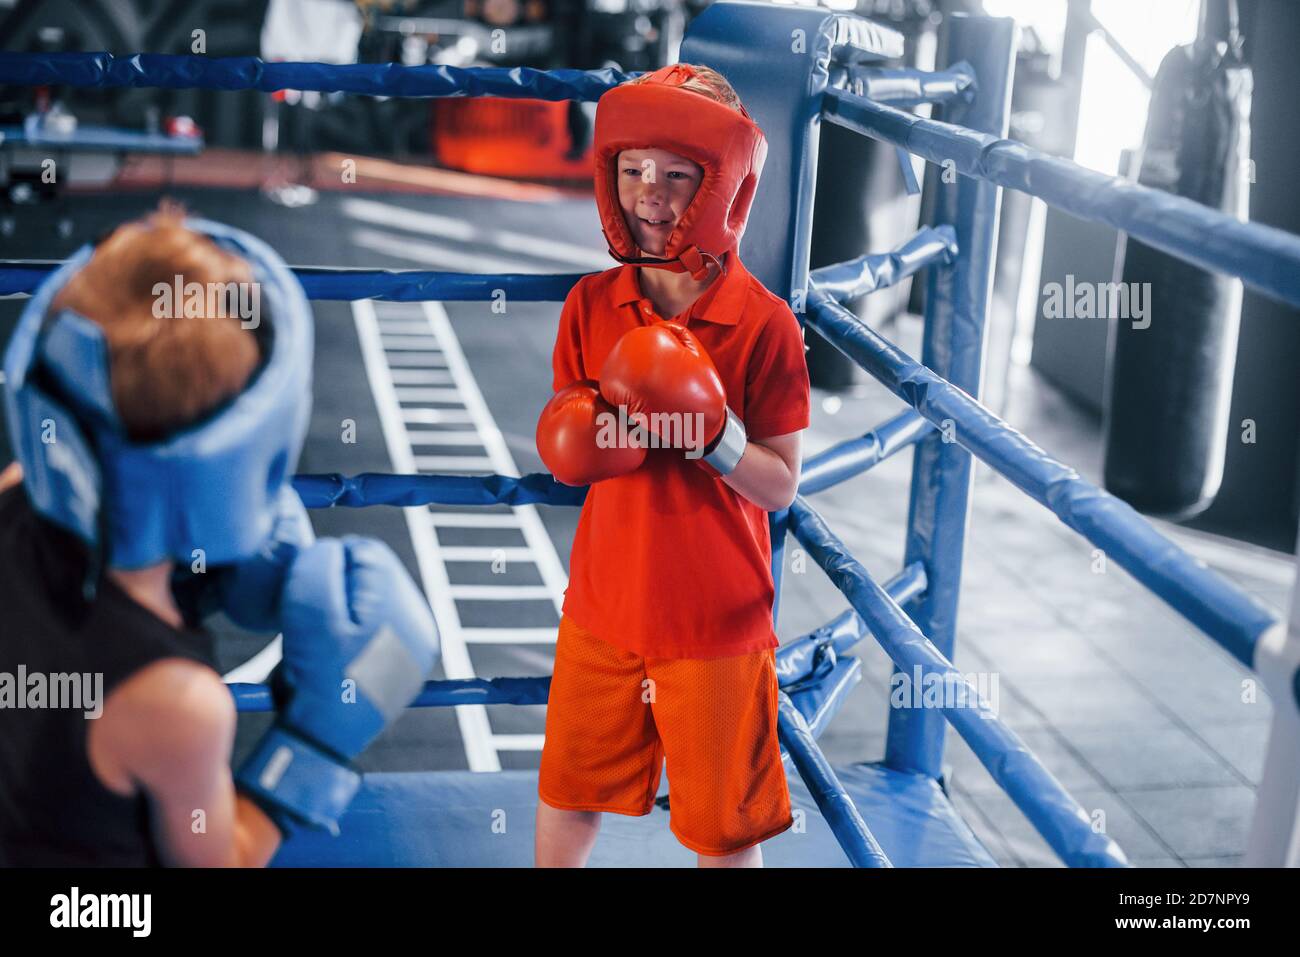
[1102,0,1252,520]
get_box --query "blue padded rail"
[0,53,628,101]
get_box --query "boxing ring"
[3,0,1300,867]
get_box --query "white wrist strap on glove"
[703,408,747,476]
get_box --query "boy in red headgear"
[535,64,811,867]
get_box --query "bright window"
[1073,0,1200,174]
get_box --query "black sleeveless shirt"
[0,486,216,866]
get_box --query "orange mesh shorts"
[538,615,793,856]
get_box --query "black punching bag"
[1102,0,1251,520]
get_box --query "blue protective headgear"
[2,218,313,571]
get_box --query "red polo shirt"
[550,253,811,659]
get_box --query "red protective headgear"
[593,64,768,280]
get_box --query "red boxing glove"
[599,323,748,475]
[536,380,646,486]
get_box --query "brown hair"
[49,202,261,443]
[626,63,747,114]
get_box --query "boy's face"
[616,148,703,257]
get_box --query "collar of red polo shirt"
[610,252,744,327]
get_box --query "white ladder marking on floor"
[412,455,496,471]
[353,297,568,771]
[387,352,449,367]
[394,387,468,403]
[388,368,455,385]
[429,512,524,528]
[423,298,569,608]
[407,431,487,446]
[379,334,455,351]
[440,547,536,562]
[461,628,559,644]
[378,320,443,336]
[402,408,473,425]
[448,584,553,600]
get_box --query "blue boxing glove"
[170,486,315,633]
[235,536,441,836]
[215,486,316,632]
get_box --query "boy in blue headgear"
[0,207,440,865]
